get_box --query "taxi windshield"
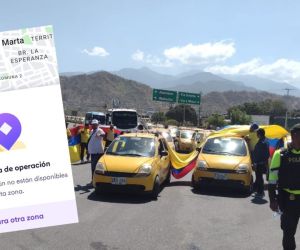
[106,137,155,157]
[202,138,247,156]
[180,131,193,139]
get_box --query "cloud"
[163,41,236,65]
[131,41,235,68]
[205,58,300,82]
[131,50,144,61]
[131,50,173,67]
[82,47,109,57]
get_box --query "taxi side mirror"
[160,150,168,157]
[196,147,202,152]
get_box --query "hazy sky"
[1,0,300,83]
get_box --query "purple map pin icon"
[0,113,22,150]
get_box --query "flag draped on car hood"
[167,145,199,179]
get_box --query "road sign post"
[178,92,201,105]
[152,89,177,103]
[178,91,201,126]
[152,89,201,126]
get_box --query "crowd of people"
[67,120,300,250]
[66,119,116,180]
[245,123,300,250]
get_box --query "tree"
[165,105,197,125]
[206,114,226,128]
[165,119,179,126]
[229,108,252,125]
[229,99,287,116]
[268,100,287,116]
[241,102,262,115]
[151,112,166,123]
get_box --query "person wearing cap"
[105,124,115,149]
[252,128,270,198]
[268,123,300,250]
[78,123,90,163]
[88,119,105,181]
[247,123,260,154]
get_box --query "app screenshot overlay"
[0,26,78,233]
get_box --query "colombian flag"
[209,124,288,157]
[166,145,200,179]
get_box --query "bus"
[106,109,138,130]
[85,112,106,125]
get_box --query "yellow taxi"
[192,136,253,193]
[176,130,195,152]
[92,133,171,199]
[160,131,175,150]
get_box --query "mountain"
[201,91,288,115]
[60,71,300,116]
[60,72,84,77]
[60,71,159,113]
[113,67,174,88]
[170,80,256,94]
[112,68,300,97]
[221,74,300,97]
[167,72,255,94]
[113,67,256,93]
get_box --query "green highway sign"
[152,89,177,103]
[178,91,201,105]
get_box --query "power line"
[283,88,295,96]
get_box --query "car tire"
[165,170,171,185]
[95,187,103,195]
[151,176,160,200]
[191,176,199,189]
[244,178,254,195]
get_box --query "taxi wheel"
[244,178,254,195]
[95,187,103,195]
[165,170,171,185]
[191,177,199,189]
[151,176,160,200]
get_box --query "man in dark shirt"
[253,128,270,198]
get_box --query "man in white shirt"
[88,119,105,181]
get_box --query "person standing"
[252,128,270,198]
[78,123,90,163]
[105,124,115,149]
[88,119,105,181]
[66,123,71,140]
[246,123,260,156]
[268,124,300,250]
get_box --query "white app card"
[0,25,78,233]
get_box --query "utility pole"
[183,105,185,126]
[198,92,202,128]
[283,88,295,129]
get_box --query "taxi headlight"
[236,164,249,174]
[197,160,208,170]
[95,162,106,175]
[136,164,152,177]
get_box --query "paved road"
[1,162,299,250]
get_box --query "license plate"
[214,173,227,180]
[111,177,127,185]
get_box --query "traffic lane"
[0,163,298,250]
[0,163,185,250]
